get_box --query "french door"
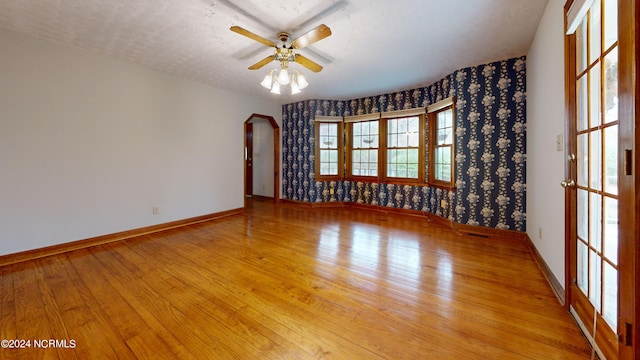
[564,0,637,359]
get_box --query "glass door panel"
[570,0,619,355]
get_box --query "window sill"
[427,182,456,191]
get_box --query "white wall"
[252,119,275,197]
[0,28,281,256]
[526,0,567,287]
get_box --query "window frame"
[314,119,344,182]
[382,114,426,183]
[345,112,426,184]
[427,101,456,189]
[346,118,380,182]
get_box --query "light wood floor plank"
[0,199,591,359]
[89,245,239,359]
[0,265,17,360]
[11,261,60,360]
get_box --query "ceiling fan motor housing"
[278,32,290,43]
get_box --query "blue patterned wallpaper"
[281,57,526,231]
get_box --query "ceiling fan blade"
[230,26,276,48]
[294,54,323,72]
[249,55,275,70]
[291,24,332,49]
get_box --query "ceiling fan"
[230,24,332,94]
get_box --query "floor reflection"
[387,236,421,289]
[318,225,340,266]
[350,225,381,274]
[436,251,453,301]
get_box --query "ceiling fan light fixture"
[278,67,290,85]
[291,80,301,95]
[270,81,281,94]
[231,24,332,96]
[260,70,273,89]
[296,71,308,90]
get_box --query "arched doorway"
[244,114,280,204]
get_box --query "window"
[428,103,455,187]
[340,99,454,186]
[314,120,343,181]
[348,120,379,178]
[346,112,426,183]
[386,116,423,180]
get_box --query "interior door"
[245,122,253,198]
[564,0,636,359]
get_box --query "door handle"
[560,179,576,188]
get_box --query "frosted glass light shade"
[260,71,273,89]
[296,72,308,89]
[278,68,290,85]
[291,81,301,95]
[270,81,281,94]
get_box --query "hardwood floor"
[0,198,592,359]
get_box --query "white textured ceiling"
[0,0,548,105]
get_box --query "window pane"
[436,147,451,165]
[603,262,618,330]
[604,125,618,194]
[369,135,379,148]
[398,118,407,133]
[319,124,329,136]
[577,240,588,294]
[589,0,601,65]
[353,135,362,149]
[388,134,397,148]
[408,149,419,163]
[353,123,362,136]
[398,132,408,147]
[577,133,589,187]
[408,132,419,147]
[352,150,361,163]
[369,163,378,177]
[329,150,338,163]
[370,149,378,163]
[440,165,451,182]
[590,63,602,128]
[388,119,397,134]
[352,147,377,177]
[590,130,602,190]
[319,123,338,150]
[577,189,589,241]
[435,146,451,182]
[589,249,602,312]
[603,196,618,265]
[370,121,379,133]
[387,148,418,179]
[577,17,588,74]
[604,47,619,124]
[603,0,618,50]
[355,120,379,149]
[329,124,337,137]
[437,109,453,145]
[577,76,588,131]
[408,117,419,133]
[397,149,407,163]
[590,192,602,252]
[319,149,338,176]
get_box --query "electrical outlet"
[153,206,159,215]
[538,226,542,239]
